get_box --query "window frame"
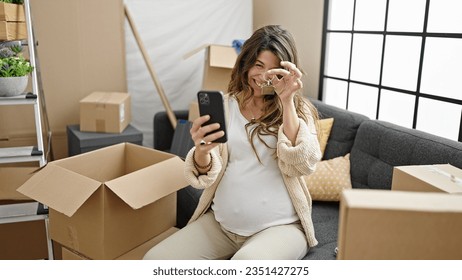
[318,0,462,142]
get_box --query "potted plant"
[0,0,24,4]
[0,44,33,97]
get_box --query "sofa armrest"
[153,110,189,151]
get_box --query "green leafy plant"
[0,46,33,77]
[0,1,24,4]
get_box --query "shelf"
[0,201,48,224]
[0,0,54,260]
[0,92,37,105]
[0,146,43,164]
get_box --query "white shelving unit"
[0,0,53,260]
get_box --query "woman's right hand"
[190,115,224,166]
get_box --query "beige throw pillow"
[317,118,334,157]
[305,153,352,201]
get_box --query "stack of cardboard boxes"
[0,2,26,41]
[337,164,462,259]
[0,3,38,260]
[0,168,48,260]
[0,1,119,261]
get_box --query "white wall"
[124,0,252,147]
[253,0,325,99]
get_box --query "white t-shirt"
[211,97,299,236]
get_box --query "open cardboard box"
[18,143,188,260]
[337,189,462,260]
[61,227,179,260]
[392,164,462,194]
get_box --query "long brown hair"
[227,25,319,161]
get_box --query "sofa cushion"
[350,120,462,190]
[310,99,369,160]
[303,201,339,260]
[177,186,203,228]
[305,154,352,201]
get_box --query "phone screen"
[197,90,227,143]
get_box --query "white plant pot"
[0,76,29,97]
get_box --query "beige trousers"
[143,211,308,260]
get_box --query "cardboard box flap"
[396,164,462,193]
[183,44,237,69]
[106,157,188,210]
[342,189,462,212]
[17,164,102,217]
[80,91,129,105]
[208,45,237,69]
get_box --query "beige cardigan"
[184,98,322,247]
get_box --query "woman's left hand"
[265,61,303,103]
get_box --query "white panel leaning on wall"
[124,0,253,147]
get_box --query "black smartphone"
[197,90,227,143]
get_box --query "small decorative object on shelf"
[0,43,32,96]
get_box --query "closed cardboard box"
[18,143,188,260]
[0,2,25,21]
[337,189,462,260]
[0,167,48,260]
[0,220,48,260]
[0,167,37,201]
[0,21,26,41]
[80,92,131,133]
[392,164,462,194]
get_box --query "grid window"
[387,0,426,32]
[328,0,354,30]
[348,83,379,119]
[325,33,352,79]
[417,98,462,141]
[379,90,415,128]
[354,0,387,31]
[319,0,462,142]
[350,34,383,84]
[382,35,421,91]
[420,37,462,100]
[323,78,348,109]
[427,0,462,33]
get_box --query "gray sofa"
[153,99,462,260]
